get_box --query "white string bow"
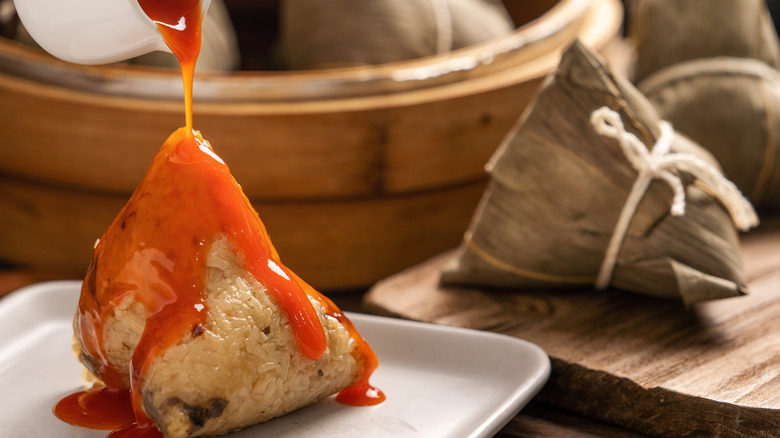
[590,106,759,290]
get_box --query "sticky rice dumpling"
[628,0,780,83]
[638,57,780,210]
[628,0,780,210]
[274,0,515,69]
[69,129,382,437]
[441,40,757,305]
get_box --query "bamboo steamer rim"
[0,0,622,111]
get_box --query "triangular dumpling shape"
[71,128,382,437]
[441,41,756,305]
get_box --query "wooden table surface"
[362,218,780,438]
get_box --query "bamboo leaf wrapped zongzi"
[627,0,780,83]
[441,40,757,305]
[274,0,515,69]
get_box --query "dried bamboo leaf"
[274,0,514,69]
[628,0,780,83]
[441,40,752,304]
[639,57,780,210]
[670,259,746,306]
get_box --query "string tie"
[590,106,758,290]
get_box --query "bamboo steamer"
[0,0,622,290]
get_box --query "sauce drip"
[54,0,383,435]
[54,387,135,430]
[136,0,201,131]
[313,292,386,407]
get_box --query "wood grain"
[364,218,780,437]
[0,174,485,290]
[0,68,529,199]
[497,402,651,438]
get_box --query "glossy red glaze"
[136,0,201,130]
[54,386,135,430]
[78,128,330,430]
[312,293,386,407]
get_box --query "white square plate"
[0,280,549,437]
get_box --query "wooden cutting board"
[363,218,780,437]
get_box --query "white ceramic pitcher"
[13,0,211,64]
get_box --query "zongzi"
[274,0,515,69]
[639,57,780,209]
[441,40,757,305]
[61,128,383,438]
[628,0,780,83]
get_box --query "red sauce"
[54,0,383,435]
[54,387,135,430]
[305,284,386,407]
[136,0,201,131]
